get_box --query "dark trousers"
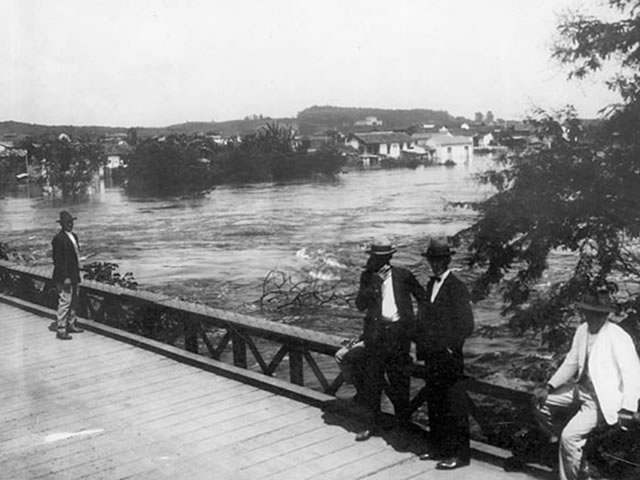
[361,323,412,426]
[423,347,471,460]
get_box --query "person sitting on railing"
[533,287,640,480]
[50,211,85,340]
[334,336,366,404]
[353,237,427,442]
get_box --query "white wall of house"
[346,138,360,151]
[107,155,123,169]
[427,140,473,165]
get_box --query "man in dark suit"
[415,237,474,470]
[354,237,427,441]
[51,210,84,340]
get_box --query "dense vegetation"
[460,0,640,352]
[124,123,345,196]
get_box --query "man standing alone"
[415,237,474,470]
[51,210,84,340]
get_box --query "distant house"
[417,133,474,165]
[346,131,413,159]
[0,142,27,158]
[205,133,226,145]
[354,116,383,127]
[103,143,133,172]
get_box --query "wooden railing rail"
[0,260,535,449]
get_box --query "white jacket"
[549,321,640,425]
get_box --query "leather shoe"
[355,429,375,441]
[67,325,84,333]
[56,331,73,340]
[436,457,470,470]
[419,451,441,461]
[48,322,57,332]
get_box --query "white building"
[346,131,413,159]
[422,133,474,165]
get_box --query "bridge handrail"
[0,259,534,430]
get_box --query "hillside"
[0,121,130,140]
[0,105,470,141]
[296,106,469,135]
[164,118,297,137]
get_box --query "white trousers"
[535,383,603,480]
[56,283,79,331]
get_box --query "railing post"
[289,344,304,385]
[232,330,247,368]
[77,286,89,318]
[184,318,199,354]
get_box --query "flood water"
[1,156,564,384]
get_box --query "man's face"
[582,310,608,332]
[61,220,74,232]
[366,254,391,272]
[428,257,449,275]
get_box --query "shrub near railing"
[0,259,538,456]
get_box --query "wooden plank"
[0,294,336,407]
[0,297,545,480]
[4,389,278,478]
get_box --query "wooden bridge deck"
[0,301,545,480]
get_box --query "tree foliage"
[460,0,640,350]
[124,134,219,195]
[31,136,102,201]
[124,122,345,194]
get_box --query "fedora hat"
[421,237,456,258]
[365,237,397,256]
[56,210,77,224]
[576,289,614,313]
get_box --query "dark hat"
[576,288,614,313]
[365,237,397,256]
[421,237,456,258]
[56,211,77,224]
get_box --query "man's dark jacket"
[356,266,426,352]
[415,272,474,357]
[52,230,81,284]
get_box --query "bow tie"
[431,275,442,282]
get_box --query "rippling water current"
[2,157,566,384]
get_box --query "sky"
[1,0,622,127]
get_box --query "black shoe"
[67,325,84,333]
[56,331,73,340]
[419,451,441,461]
[436,457,470,470]
[48,322,57,332]
[355,429,376,442]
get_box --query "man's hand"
[617,409,638,431]
[532,384,551,408]
[377,264,391,281]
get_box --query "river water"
[1,156,557,384]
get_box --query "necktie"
[431,275,441,282]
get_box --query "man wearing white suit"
[533,288,640,480]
